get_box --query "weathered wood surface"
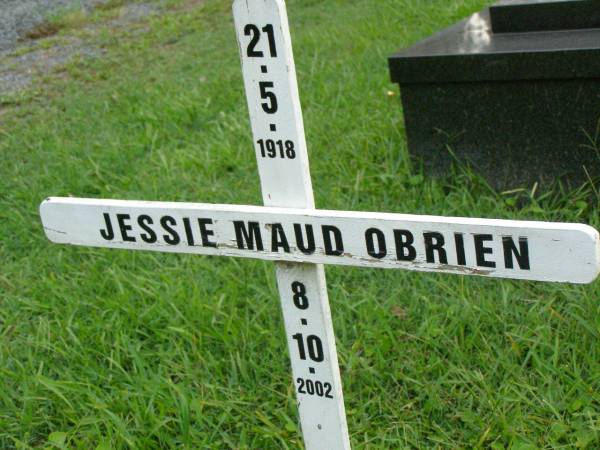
[41,197,600,284]
[232,0,351,448]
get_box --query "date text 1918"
[245,23,297,160]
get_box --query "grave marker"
[231,1,350,447]
[388,0,600,188]
[41,198,600,284]
[39,1,600,448]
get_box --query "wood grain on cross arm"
[40,197,600,284]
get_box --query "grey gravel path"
[0,1,161,98]
[0,0,109,52]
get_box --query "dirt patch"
[95,0,129,11]
[0,0,111,51]
[23,21,63,40]
[0,1,165,99]
[177,0,206,12]
[0,38,105,97]
[0,70,32,98]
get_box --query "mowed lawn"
[1,0,600,448]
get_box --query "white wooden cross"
[39,1,600,448]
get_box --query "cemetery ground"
[1,0,600,448]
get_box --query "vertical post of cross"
[232,0,351,448]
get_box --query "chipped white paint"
[233,1,351,448]
[233,0,313,209]
[41,198,600,284]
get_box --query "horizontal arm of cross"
[41,197,600,284]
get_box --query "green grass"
[1,0,600,448]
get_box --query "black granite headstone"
[490,0,600,33]
[388,0,600,189]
